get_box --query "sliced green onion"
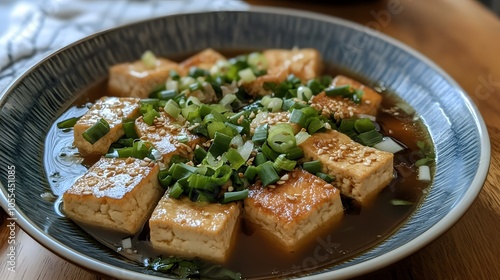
[254,152,267,166]
[289,109,307,127]
[325,85,352,97]
[169,69,180,81]
[222,189,249,204]
[158,170,172,188]
[257,161,280,186]
[267,98,283,112]
[209,132,232,157]
[143,109,160,126]
[141,50,157,69]
[354,118,376,133]
[220,94,237,107]
[357,129,383,146]
[338,119,356,134]
[169,182,184,199]
[57,116,81,129]
[169,163,197,180]
[374,137,405,153]
[390,199,414,206]
[164,99,181,118]
[261,142,280,161]
[207,121,226,139]
[176,133,189,144]
[297,86,313,101]
[238,68,257,83]
[307,117,325,134]
[285,146,304,160]
[247,52,268,69]
[307,79,324,95]
[193,147,207,164]
[189,67,209,78]
[181,104,200,120]
[418,165,431,182]
[273,154,296,171]
[252,124,268,145]
[244,166,258,181]
[166,79,179,91]
[122,120,138,139]
[82,118,110,144]
[295,131,311,145]
[226,148,245,169]
[261,96,272,107]
[267,123,296,153]
[316,172,333,183]
[157,89,178,100]
[237,140,254,161]
[303,160,322,174]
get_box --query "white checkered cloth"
[0,0,247,93]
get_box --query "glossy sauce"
[44,57,432,278]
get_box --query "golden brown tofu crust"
[135,111,204,164]
[244,48,323,96]
[299,130,394,204]
[179,48,226,74]
[310,75,382,120]
[149,195,241,263]
[73,96,140,156]
[108,58,180,98]
[63,157,164,235]
[244,169,343,249]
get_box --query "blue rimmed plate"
[0,7,490,280]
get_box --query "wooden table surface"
[1,0,499,279]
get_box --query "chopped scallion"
[57,116,81,129]
[257,161,280,186]
[222,189,249,203]
[82,118,110,144]
[303,160,322,174]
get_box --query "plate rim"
[0,6,491,280]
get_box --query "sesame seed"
[82,190,92,195]
[285,194,297,201]
[277,180,286,185]
[148,127,156,132]
[324,184,334,188]
[125,157,135,164]
[238,172,244,178]
[318,149,324,155]
[143,157,152,162]
[280,174,289,181]
[228,186,234,192]
[130,171,138,177]
[268,185,276,189]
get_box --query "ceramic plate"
[0,7,490,280]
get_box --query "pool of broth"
[44,56,432,279]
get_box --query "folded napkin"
[0,0,247,93]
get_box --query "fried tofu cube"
[263,48,323,81]
[74,97,140,156]
[244,168,343,250]
[310,75,382,120]
[149,195,241,263]
[299,130,394,204]
[331,75,382,116]
[63,157,164,235]
[179,48,226,74]
[244,48,323,96]
[108,58,179,98]
[250,111,301,135]
[135,112,204,164]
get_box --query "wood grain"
[2,0,499,279]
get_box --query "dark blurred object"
[479,0,500,15]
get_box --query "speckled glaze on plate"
[0,7,490,280]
